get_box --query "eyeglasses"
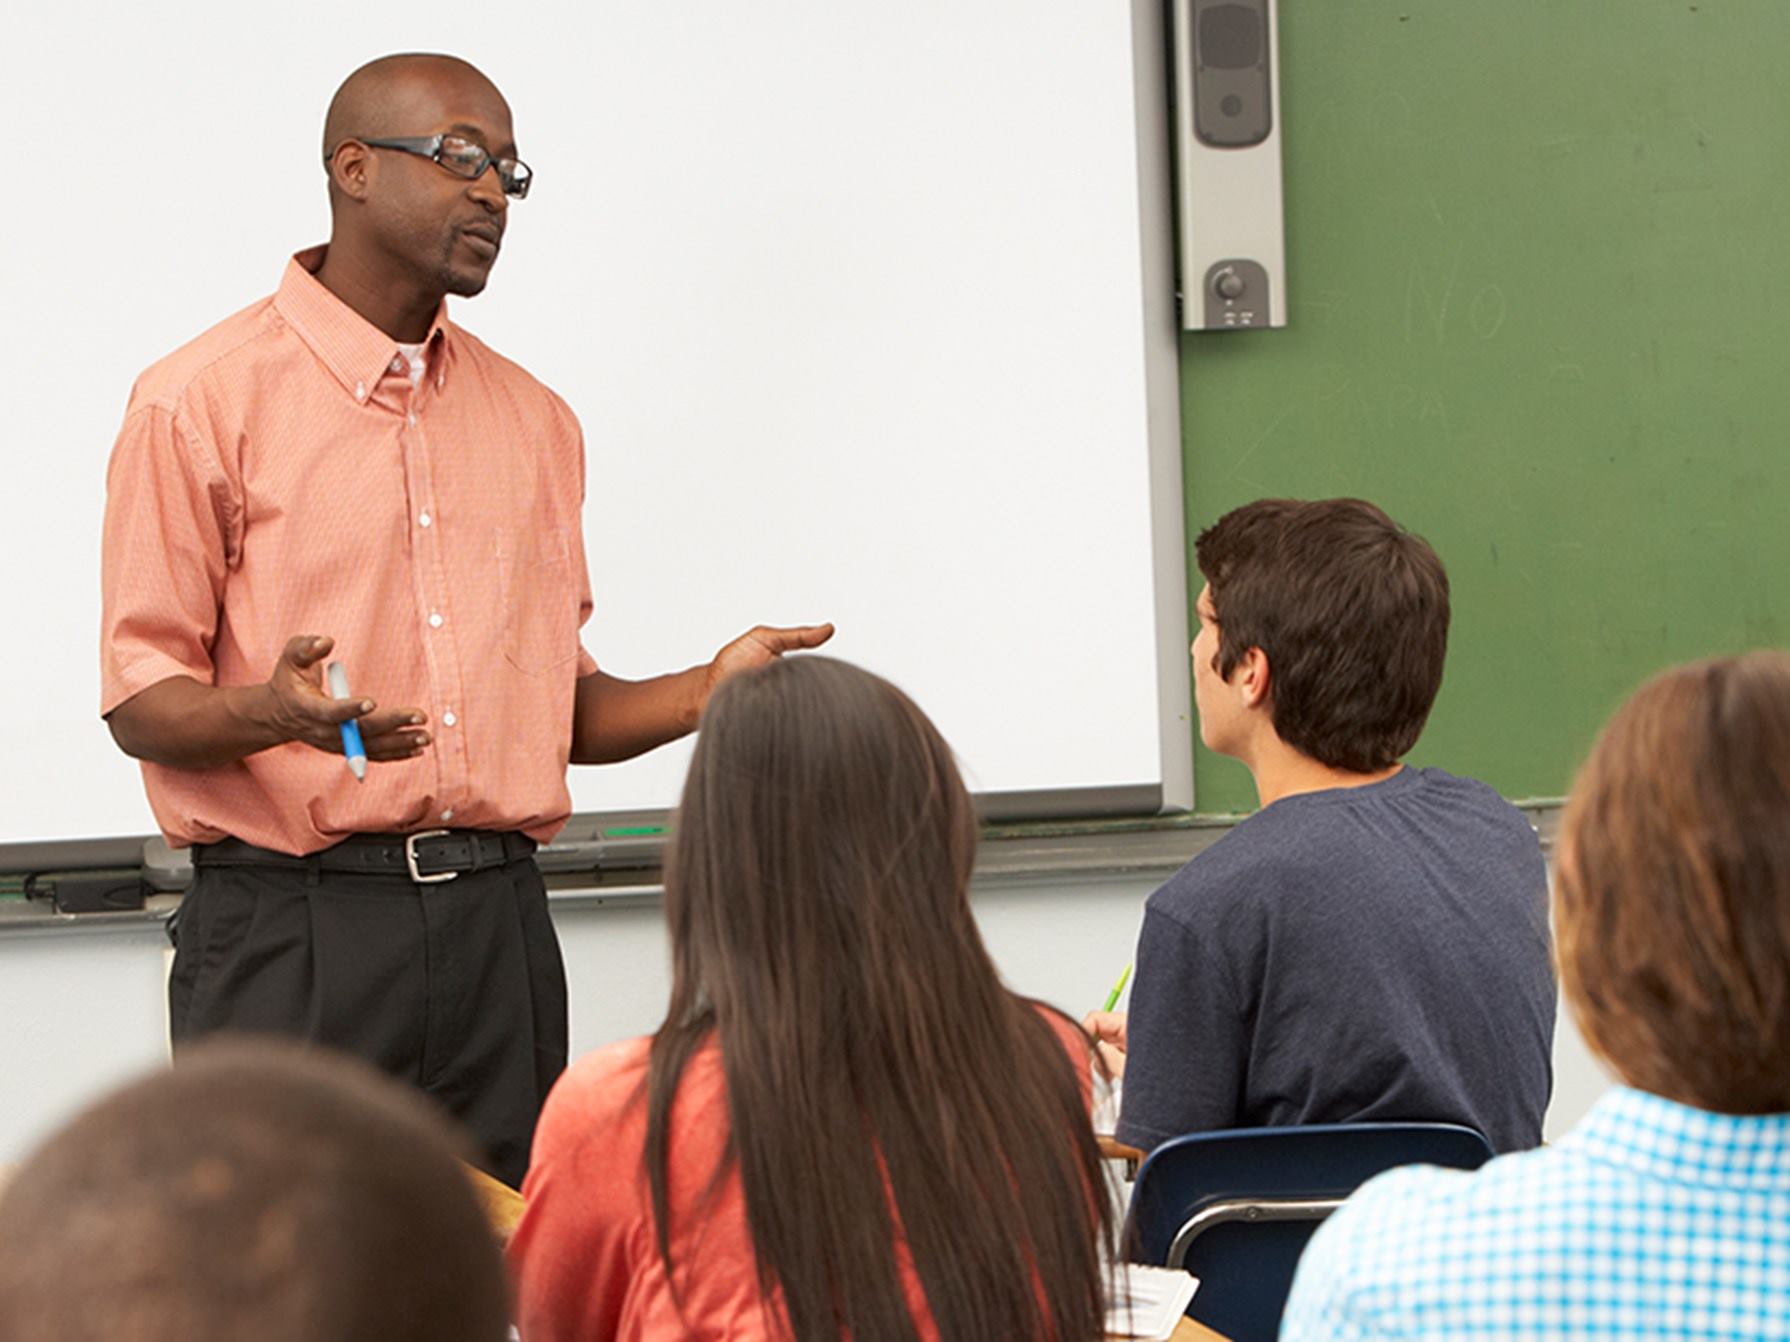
[330,133,533,199]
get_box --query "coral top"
[510,1016,1093,1341]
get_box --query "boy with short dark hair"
[1089,498,1554,1153]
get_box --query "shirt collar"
[1559,1085,1790,1193]
[273,246,452,403]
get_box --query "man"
[1087,498,1554,1154]
[99,54,830,1185]
[0,1042,509,1342]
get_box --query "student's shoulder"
[546,1035,734,1142]
[1321,1155,1505,1242]
[1016,1000,1100,1106]
[560,1035,656,1090]
[1280,1163,1464,1338]
[1144,806,1320,926]
[1030,1001,1095,1066]
[537,1037,656,1150]
[125,295,285,416]
[1404,766,1546,870]
[1406,765,1533,826]
[1287,1143,1569,1328]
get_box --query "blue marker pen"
[325,662,368,782]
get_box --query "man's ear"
[1236,646,1271,710]
[328,141,373,202]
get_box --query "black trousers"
[169,846,568,1189]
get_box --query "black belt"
[194,830,537,884]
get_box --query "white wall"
[0,926,173,1164]
[0,879,1609,1164]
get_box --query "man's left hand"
[705,623,835,697]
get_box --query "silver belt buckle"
[405,829,458,884]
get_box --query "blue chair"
[1123,1122,1495,1342]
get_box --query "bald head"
[315,53,518,319]
[323,53,509,165]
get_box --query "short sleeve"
[99,402,237,715]
[546,387,599,679]
[1114,897,1251,1151]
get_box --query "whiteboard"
[0,0,1189,846]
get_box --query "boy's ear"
[1236,646,1271,710]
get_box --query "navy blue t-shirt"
[1115,767,1554,1155]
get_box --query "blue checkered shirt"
[1280,1087,1790,1340]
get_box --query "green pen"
[1102,962,1133,1013]
[603,825,667,837]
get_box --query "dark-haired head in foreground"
[0,1041,509,1342]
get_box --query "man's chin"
[444,266,493,298]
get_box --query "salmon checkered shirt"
[100,248,598,854]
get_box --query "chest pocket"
[497,528,580,677]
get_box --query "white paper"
[1106,1264,1200,1339]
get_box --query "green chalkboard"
[1183,1,1790,814]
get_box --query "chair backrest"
[1124,1123,1494,1342]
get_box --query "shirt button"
[391,357,405,372]
[419,512,433,528]
[441,808,454,822]
[428,612,444,628]
[354,381,366,400]
[407,412,417,427]
[443,711,458,727]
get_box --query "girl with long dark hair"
[510,656,1113,1340]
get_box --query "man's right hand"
[261,635,430,762]
[106,635,429,771]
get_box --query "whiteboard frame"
[0,0,1190,875]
